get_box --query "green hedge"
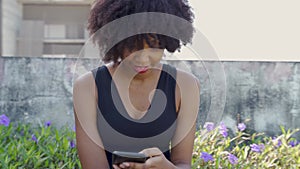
[193,121,300,168]
[1,114,299,168]
[0,114,80,168]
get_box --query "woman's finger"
[140,147,162,157]
[126,162,146,169]
[113,164,121,169]
[119,162,130,169]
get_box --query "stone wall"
[0,57,99,128]
[0,57,300,138]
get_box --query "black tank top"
[92,64,178,168]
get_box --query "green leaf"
[34,156,50,168]
[215,156,220,169]
[280,126,286,135]
[243,146,250,160]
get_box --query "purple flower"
[277,140,282,147]
[220,130,228,137]
[237,123,246,131]
[73,126,76,132]
[69,140,75,148]
[219,122,228,137]
[45,121,51,127]
[228,153,238,165]
[200,152,214,162]
[219,122,227,130]
[289,140,299,147]
[204,122,215,132]
[31,134,38,143]
[0,114,10,127]
[250,143,265,153]
[272,137,282,147]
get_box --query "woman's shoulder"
[73,69,99,93]
[74,71,94,86]
[175,68,200,87]
[74,65,107,87]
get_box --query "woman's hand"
[113,147,175,169]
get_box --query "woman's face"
[121,41,164,74]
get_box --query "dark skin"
[73,43,200,169]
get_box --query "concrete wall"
[0,57,99,128]
[0,57,300,138]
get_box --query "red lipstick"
[134,66,149,74]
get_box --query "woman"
[73,0,200,168]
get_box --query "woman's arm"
[73,72,110,169]
[170,70,200,169]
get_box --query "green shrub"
[1,114,300,168]
[192,121,300,169]
[0,114,80,169]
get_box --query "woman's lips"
[134,66,149,73]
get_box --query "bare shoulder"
[176,69,200,89]
[174,68,200,113]
[73,71,96,92]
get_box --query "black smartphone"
[112,151,149,165]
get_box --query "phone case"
[112,151,149,164]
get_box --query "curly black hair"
[88,0,195,63]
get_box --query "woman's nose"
[134,50,150,65]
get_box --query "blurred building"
[1,0,92,57]
[0,0,2,56]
